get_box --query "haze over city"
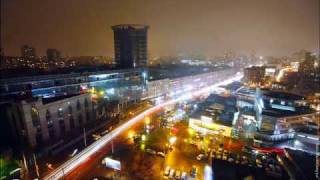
[0,1,319,180]
[1,0,319,57]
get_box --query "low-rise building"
[5,93,99,149]
[189,94,239,137]
[244,66,265,86]
[255,90,319,142]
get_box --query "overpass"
[43,72,243,180]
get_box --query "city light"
[169,136,177,145]
[145,117,151,125]
[128,131,135,139]
[204,165,213,180]
[141,134,146,141]
[43,74,243,180]
[90,87,96,94]
[1,1,318,179]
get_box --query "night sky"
[1,0,319,57]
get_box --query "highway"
[43,72,243,180]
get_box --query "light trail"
[43,73,243,180]
[276,67,293,82]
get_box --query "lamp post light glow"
[169,136,177,145]
[145,117,151,125]
[141,134,146,142]
[99,90,105,96]
[128,131,135,139]
[91,87,96,94]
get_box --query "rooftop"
[148,65,229,80]
[42,93,81,104]
[263,91,305,101]
[112,24,149,30]
[261,108,315,118]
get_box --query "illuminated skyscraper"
[112,24,148,69]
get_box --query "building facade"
[244,66,266,86]
[255,90,319,141]
[0,68,147,103]
[112,24,148,68]
[5,94,97,148]
[145,68,239,100]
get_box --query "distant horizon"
[1,46,318,59]
[1,0,319,58]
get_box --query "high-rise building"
[0,48,4,69]
[244,66,266,85]
[21,45,36,59]
[47,48,61,62]
[112,24,148,69]
[299,52,316,73]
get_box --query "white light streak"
[44,73,243,180]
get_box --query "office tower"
[21,45,36,59]
[112,24,148,69]
[47,49,61,62]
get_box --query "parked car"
[196,154,205,161]
[169,169,175,179]
[157,152,166,158]
[146,148,156,155]
[216,154,222,159]
[228,158,234,162]
[164,166,171,177]
[190,166,197,178]
[222,154,228,160]
[181,172,187,180]
[175,170,181,179]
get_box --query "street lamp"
[128,131,135,139]
[169,136,177,145]
[141,134,146,142]
[145,117,151,125]
[99,90,105,96]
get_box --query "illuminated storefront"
[189,116,233,137]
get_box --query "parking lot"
[76,103,288,180]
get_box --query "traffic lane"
[65,118,147,179]
[40,103,151,179]
[78,130,164,179]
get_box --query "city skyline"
[1,0,319,57]
[0,1,319,179]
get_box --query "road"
[43,73,243,180]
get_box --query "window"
[77,100,81,110]
[58,108,63,117]
[86,111,90,121]
[68,105,73,114]
[31,105,40,127]
[48,128,55,139]
[78,114,83,126]
[85,98,89,108]
[59,120,66,134]
[35,133,43,145]
[69,115,75,129]
[46,110,53,128]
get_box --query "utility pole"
[111,140,114,155]
[83,127,87,147]
[22,153,29,175]
[33,154,39,178]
